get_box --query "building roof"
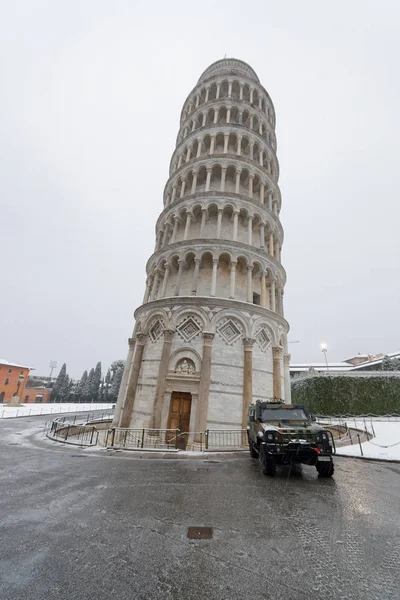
[290,351,400,373]
[0,359,33,370]
[198,58,260,84]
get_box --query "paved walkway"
[1,414,399,600]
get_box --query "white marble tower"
[114,58,290,438]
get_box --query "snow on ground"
[320,418,400,461]
[0,403,114,419]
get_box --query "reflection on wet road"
[0,415,399,600]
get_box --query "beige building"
[113,59,290,440]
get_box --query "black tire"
[259,445,276,476]
[316,460,334,478]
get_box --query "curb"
[336,453,400,464]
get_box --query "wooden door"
[167,392,192,449]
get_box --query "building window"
[8,368,12,374]
[20,370,24,375]
[253,292,261,305]
[5,378,9,385]
[24,395,29,402]
[35,395,43,403]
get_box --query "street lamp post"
[321,343,329,371]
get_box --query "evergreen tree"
[74,370,88,403]
[51,363,67,402]
[58,374,70,403]
[103,369,111,403]
[98,378,104,403]
[381,355,399,371]
[109,366,124,403]
[82,368,94,402]
[90,362,102,402]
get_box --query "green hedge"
[291,372,400,415]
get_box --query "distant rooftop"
[0,359,33,370]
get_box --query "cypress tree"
[75,370,88,403]
[104,369,111,403]
[90,362,102,402]
[51,363,67,402]
[82,368,94,402]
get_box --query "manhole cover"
[187,527,213,540]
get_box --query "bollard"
[357,434,363,456]
[90,426,96,445]
[371,421,375,437]
[205,429,209,450]
[141,428,145,449]
[16,409,19,417]
[111,427,116,447]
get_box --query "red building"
[0,359,31,403]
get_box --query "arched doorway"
[0,392,5,403]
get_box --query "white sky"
[1,0,399,378]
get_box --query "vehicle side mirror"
[311,415,316,422]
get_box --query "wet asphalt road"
[0,415,399,600]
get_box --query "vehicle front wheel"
[316,460,334,478]
[259,446,276,476]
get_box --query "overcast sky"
[1,0,399,378]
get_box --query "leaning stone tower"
[114,58,290,440]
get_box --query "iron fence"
[104,427,248,452]
[46,412,113,446]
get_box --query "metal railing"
[104,427,248,452]
[46,412,113,447]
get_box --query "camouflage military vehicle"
[247,400,335,477]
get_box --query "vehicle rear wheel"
[316,460,334,478]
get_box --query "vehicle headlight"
[266,433,275,442]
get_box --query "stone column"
[210,258,218,296]
[205,168,212,191]
[260,272,266,307]
[174,260,184,296]
[162,224,169,247]
[223,134,229,153]
[271,280,276,312]
[184,212,192,240]
[180,178,186,198]
[143,277,152,303]
[150,270,160,301]
[246,265,253,302]
[216,209,223,238]
[171,185,177,204]
[220,167,226,192]
[272,346,283,400]
[235,170,241,193]
[275,240,280,260]
[259,149,263,166]
[283,353,291,404]
[200,209,207,236]
[247,216,253,245]
[155,230,162,251]
[228,81,232,97]
[205,87,210,102]
[259,223,265,249]
[269,233,274,257]
[194,333,215,441]
[186,147,191,161]
[191,171,197,194]
[277,288,283,315]
[214,108,219,124]
[249,142,254,160]
[216,83,221,99]
[210,135,215,154]
[242,338,255,428]
[233,210,239,241]
[268,192,273,211]
[229,261,237,299]
[226,108,231,124]
[191,258,201,295]
[161,264,170,297]
[170,217,179,243]
[119,333,147,428]
[151,329,175,428]
[237,136,242,155]
[265,283,271,309]
[248,174,254,198]
[196,140,202,158]
[239,84,244,100]
[260,182,265,203]
[112,336,135,426]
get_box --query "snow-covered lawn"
[322,419,400,462]
[0,403,114,419]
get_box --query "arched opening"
[197,251,214,296]
[210,164,222,192]
[231,81,240,100]
[218,106,227,125]
[230,106,239,124]
[225,165,236,193]
[209,82,217,100]
[220,80,229,98]
[216,252,231,299]
[196,166,207,193]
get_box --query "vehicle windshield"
[261,408,308,422]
